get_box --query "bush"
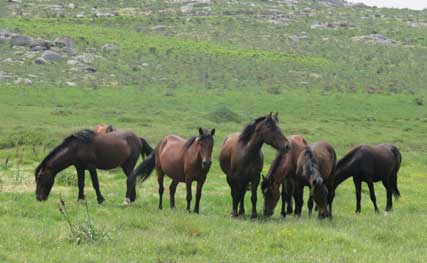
[207,106,241,123]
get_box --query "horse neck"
[270,153,290,185]
[334,161,353,187]
[186,141,202,163]
[45,145,77,174]
[243,132,264,158]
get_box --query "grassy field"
[0,0,427,262]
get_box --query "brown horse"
[261,135,308,217]
[35,129,153,203]
[95,124,116,134]
[125,128,215,213]
[335,144,401,213]
[219,113,290,218]
[294,141,336,219]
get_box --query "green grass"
[0,86,426,262]
[1,0,427,262]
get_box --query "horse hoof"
[122,198,131,206]
[355,210,361,214]
[250,213,258,219]
[97,198,105,204]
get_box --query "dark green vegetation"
[0,0,426,262]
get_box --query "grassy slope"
[0,0,427,262]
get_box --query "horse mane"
[183,136,198,150]
[35,129,96,178]
[267,153,285,182]
[336,145,361,169]
[238,116,267,144]
[302,147,320,176]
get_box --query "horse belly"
[159,147,185,181]
[95,145,130,170]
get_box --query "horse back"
[156,135,187,180]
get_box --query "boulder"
[54,36,74,48]
[10,35,33,47]
[101,43,119,52]
[41,50,64,62]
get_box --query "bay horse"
[335,144,401,213]
[219,113,290,218]
[294,141,336,219]
[261,135,308,217]
[95,124,116,134]
[35,129,153,203]
[125,128,215,214]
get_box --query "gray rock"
[352,34,399,45]
[94,11,116,17]
[0,36,8,44]
[30,46,47,51]
[81,66,97,73]
[0,29,12,37]
[75,53,96,63]
[68,3,75,9]
[0,71,13,80]
[101,43,119,52]
[54,36,74,48]
[415,97,423,106]
[24,78,32,85]
[30,39,55,49]
[152,25,167,31]
[288,33,308,42]
[67,59,81,66]
[62,47,77,56]
[76,12,85,18]
[41,50,64,62]
[35,57,47,64]
[10,35,33,47]
[66,81,76,87]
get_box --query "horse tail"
[133,152,156,183]
[139,137,153,159]
[390,145,402,199]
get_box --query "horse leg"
[194,179,205,214]
[354,179,362,213]
[186,179,192,212]
[281,182,287,218]
[169,180,178,209]
[250,177,260,219]
[238,181,248,216]
[227,176,238,217]
[367,180,379,213]
[122,161,137,203]
[76,166,85,201]
[383,180,393,212]
[158,172,164,210]
[294,187,303,216]
[308,195,314,216]
[328,190,335,219]
[88,167,105,204]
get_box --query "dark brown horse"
[35,129,153,203]
[335,144,402,213]
[294,141,336,219]
[219,113,290,218]
[261,135,308,217]
[125,128,215,213]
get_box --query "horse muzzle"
[202,160,212,169]
[36,194,48,201]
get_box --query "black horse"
[335,144,402,213]
[35,129,152,203]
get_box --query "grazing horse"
[261,135,308,217]
[294,141,336,219]
[35,129,153,203]
[125,128,215,213]
[95,124,116,134]
[335,144,401,213]
[219,113,290,218]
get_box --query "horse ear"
[210,128,215,136]
[199,128,203,136]
[273,112,279,122]
[268,112,272,119]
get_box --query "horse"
[95,124,116,134]
[125,128,215,214]
[35,129,153,203]
[294,141,336,219]
[219,113,290,218]
[335,144,402,213]
[261,135,308,217]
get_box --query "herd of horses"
[35,113,402,219]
